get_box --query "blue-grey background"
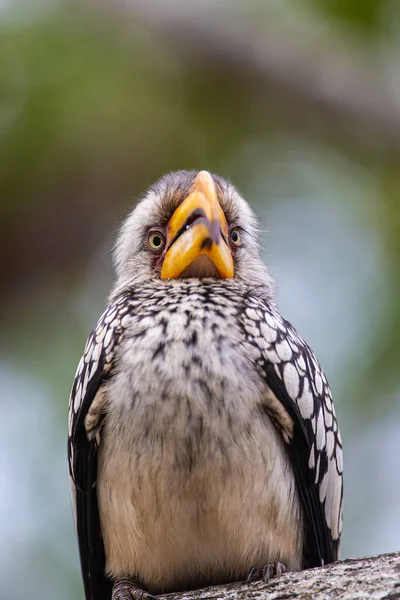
[1,1,400,599]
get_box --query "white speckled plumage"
[68,171,343,600]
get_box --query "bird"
[68,170,343,600]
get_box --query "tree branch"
[159,553,400,600]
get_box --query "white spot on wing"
[246,308,259,321]
[308,444,315,469]
[276,339,292,362]
[104,328,113,349]
[89,360,98,381]
[330,477,342,540]
[73,381,82,413]
[93,342,102,363]
[316,408,326,451]
[297,379,314,419]
[264,311,277,328]
[314,371,323,395]
[325,465,342,540]
[336,445,343,473]
[68,405,74,433]
[314,453,321,483]
[324,406,333,428]
[82,367,90,399]
[255,337,268,350]
[105,308,117,324]
[323,462,336,529]
[296,354,306,372]
[337,428,342,445]
[283,362,300,400]
[267,349,282,364]
[260,320,277,343]
[319,471,328,503]
[96,325,107,344]
[326,429,335,457]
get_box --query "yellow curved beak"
[161,170,234,279]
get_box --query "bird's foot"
[247,561,287,584]
[112,577,157,600]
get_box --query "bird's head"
[111,170,274,302]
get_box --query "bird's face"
[111,170,274,301]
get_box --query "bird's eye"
[230,227,242,246]
[148,231,165,251]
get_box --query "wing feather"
[241,296,343,567]
[68,294,131,600]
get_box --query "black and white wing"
[68,294,132,600]
[241,297,343,568]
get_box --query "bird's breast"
[97,285,303,591]
[104,295,263,465]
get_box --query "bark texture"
[159,552,400,600]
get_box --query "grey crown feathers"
[68,170,343,600]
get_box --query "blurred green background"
[1,1,400,599]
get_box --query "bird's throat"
[178,255,221,279]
